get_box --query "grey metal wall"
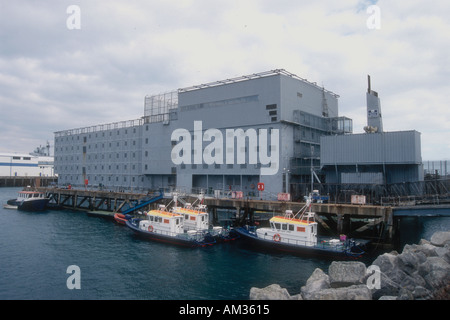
[320,131,423,184]
[320,131,422,165]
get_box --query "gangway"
[120,193,163,215]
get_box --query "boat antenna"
[293,197,312,219]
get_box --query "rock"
[372,252,399,274]
[412,286,432,300]
[435,244,450,264]
[307,285,372,300]
[300,268,330,300]
[249,284,291,300]
[290,293,303,300]
[250,231,450,300]
[430,231,450,247]
[403,243,437,258]
[328,261,366,288]
[378,296,397,300]
[400,272,426,292]
[397,288,414,300]
[397,250,424,275]
[422,257,450,290]
[371,253,405,299]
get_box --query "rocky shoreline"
[249,231,450,300]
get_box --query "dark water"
[0,187,448,300]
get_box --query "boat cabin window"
[289,225,294,231]
[272,222,281,230]
[281,224,287,231]
[148,215,163,223]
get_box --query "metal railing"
[244,226,347,252]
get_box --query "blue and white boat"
[234,199,368,259]
[5,190,49,211]
[125,205,217,247]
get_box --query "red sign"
[257,183,265,191]
[277,193,291,201]
[84,179,89,186]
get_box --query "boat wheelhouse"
[171,202,238,241]
[172,203,209,232]
[257,210,318,247]
[140,207,184,236]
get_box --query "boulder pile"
[249,231,450,300]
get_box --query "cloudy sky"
[0,0,449,160]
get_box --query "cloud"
[0,0,449,161]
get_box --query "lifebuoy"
[273,234,281,242]
[148,225,154,232]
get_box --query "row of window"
[56,152,140,162]
[60,175,143,183]
[56,128,140,143]
[270,222,308,233]
[179,163,261,170]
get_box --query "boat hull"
[125,219,215,248]
[234,227,367,260]
[6,198,49,211]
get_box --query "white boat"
[234,198,368,259]
[125,205,216,247]
[171,193,239,241]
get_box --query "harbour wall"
[0,176,57,188]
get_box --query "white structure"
[0,153,55,177]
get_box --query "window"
[282,224,287,231]
[289,225,294,231]
[266,104,277,110]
